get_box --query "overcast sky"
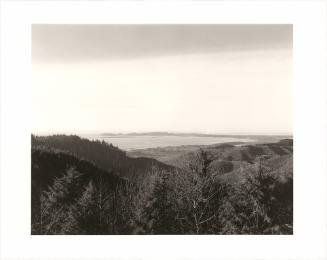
[32,25,292,134]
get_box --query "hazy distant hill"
[218,154,293,184]
[128,139,293,181]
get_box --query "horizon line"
[32,130,293,137]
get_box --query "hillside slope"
[31,146,124,234]
[129,139,293,177]
[32,135,175,177]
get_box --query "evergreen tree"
[144,170,178,234]
[242,158,278,233]
[72,176,115,234]
[39,168,82,234]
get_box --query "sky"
[32,25,292,135]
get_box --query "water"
[79,134,254,151]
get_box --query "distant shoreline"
[99,132,293,138]
[32,132,293,151]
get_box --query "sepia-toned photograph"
[31,24,293,235]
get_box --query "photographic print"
[31,24,293,235]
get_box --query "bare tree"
[171,150,225,234]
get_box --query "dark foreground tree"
[169,150,228,234]
[218,158,293,234]
[143,170,179,234]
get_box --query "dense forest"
[32,135,293,235]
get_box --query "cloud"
[32,24,292,63]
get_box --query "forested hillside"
[129,139,292,168]
[32,135,293,235]
[32,135,174,177]
[32,147,127,234]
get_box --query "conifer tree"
[72,177,115,234]
[40,168,82,234]
[144,170,178,234]
[243,158,277,233]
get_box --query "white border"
[1,1,327,260]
